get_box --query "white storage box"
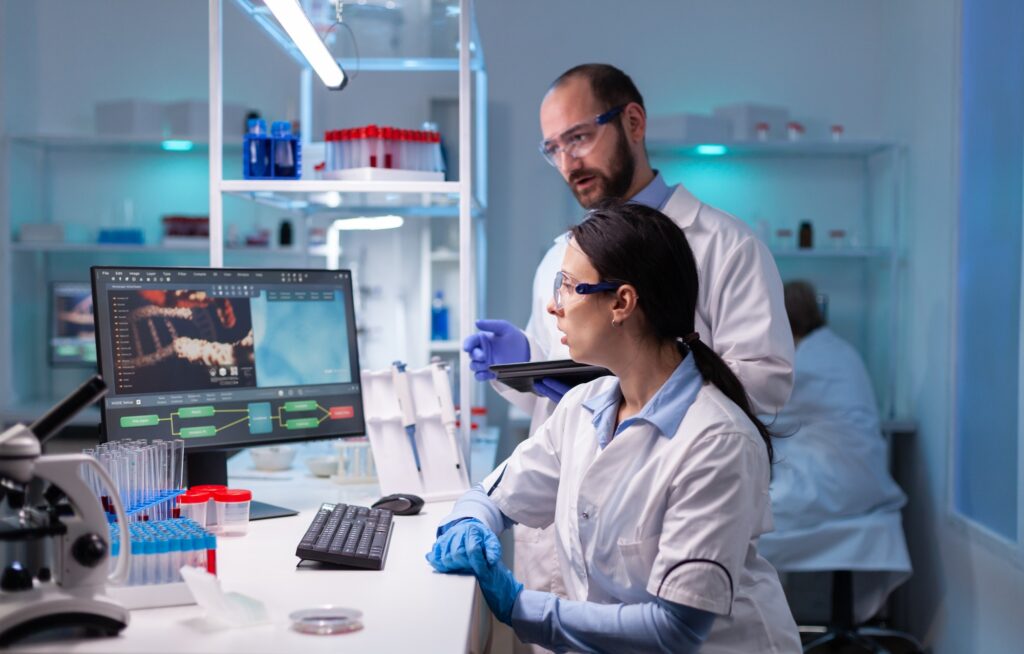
[713,102,790,141]
[165,100,248,138]
[18,223,64,243]
[787,117,832,141]
[95,100,163,136]
[646,113,732,142]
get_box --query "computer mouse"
[372,493,424,516]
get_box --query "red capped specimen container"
[214,488,252,537]
[178,490,211,528]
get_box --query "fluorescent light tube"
[695,144,728,156]
[332,215,404,231]
[264,0,347,90]
[161,139,194,152]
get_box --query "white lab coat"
[757,327,911,623]
[494,182,795,627]
[485,377,801,654]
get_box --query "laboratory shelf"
[221,179,460,194]
[337,57,479,72]
[7,133,243,152]
[769,247,893,260]
[429,340,461,352]
[220,179,470,216]
[647,140,900,159]
[10,241,337,266]
[11,242,211,254]
[430,250,460,263]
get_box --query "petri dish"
[289,606,364,635]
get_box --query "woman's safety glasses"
[552,271,624,311]
[539,105,625,168]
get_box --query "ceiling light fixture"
[264,0,347,90]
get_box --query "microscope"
[0,376,130,646]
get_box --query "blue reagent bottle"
[271,121,301,179]
[431,290,449,341]
[244,118,271,179]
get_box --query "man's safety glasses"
[552,270,624,311]
[539,105,625,168]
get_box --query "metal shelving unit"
[7,133,243,151]
[647,139,898,159]
[769,247,894,259]
[208,0,485,449]
[652,139,907,418]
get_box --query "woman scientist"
[426,202,800,653]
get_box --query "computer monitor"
[50,282,98,367]
[91,266,365,519]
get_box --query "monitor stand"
[186,450,298,521]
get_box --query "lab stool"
[800,570,925,654]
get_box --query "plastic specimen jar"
[214,489,252,536]
[190,484,228,530]
[774,228,794,249]
[178,490,211,528]
[828,229,848,248]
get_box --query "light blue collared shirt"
[552,172,673,248]
[628,170,674,211]
[583,352,704,449]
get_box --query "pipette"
[430,361,464,472]
[391,361,422,472]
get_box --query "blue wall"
[954,0,1023,541]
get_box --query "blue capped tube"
[143,539,157,585]
[155,537,170,585]
[130,539,144,586]
[169,536,182,582]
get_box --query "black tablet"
[490,359,612,395]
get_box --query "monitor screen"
[91,267,365,451]
[51,282,98,367]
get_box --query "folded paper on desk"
[181,566,270,628]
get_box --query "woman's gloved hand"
[469,550,524,625]
[425,518,502,573]
[533,377,572,404]
[463,319,529,381]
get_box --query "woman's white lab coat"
[494,182,795,620]
[484,375,801,654]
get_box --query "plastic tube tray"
[106,489,186,523]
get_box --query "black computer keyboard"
[295,502,394,570]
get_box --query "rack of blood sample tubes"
[323,125,445,173]
[109,518,218,586]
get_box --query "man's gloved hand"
[532,377,572,404]
[463,319,529,381]
[469,551,524,625]
[425,518,502,574]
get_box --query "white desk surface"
[17,464,481,654]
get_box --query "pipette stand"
[361,363,470,502]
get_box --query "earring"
[611,319,620,327]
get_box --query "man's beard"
[569,126,636,208]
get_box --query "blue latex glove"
[463,319,529,381]
[425,518,502,573]
[469,549,524,625]
[532,377,572,404]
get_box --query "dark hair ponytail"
[685,338,773,463]
[570,201,774,463]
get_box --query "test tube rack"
[104,489,186,523]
